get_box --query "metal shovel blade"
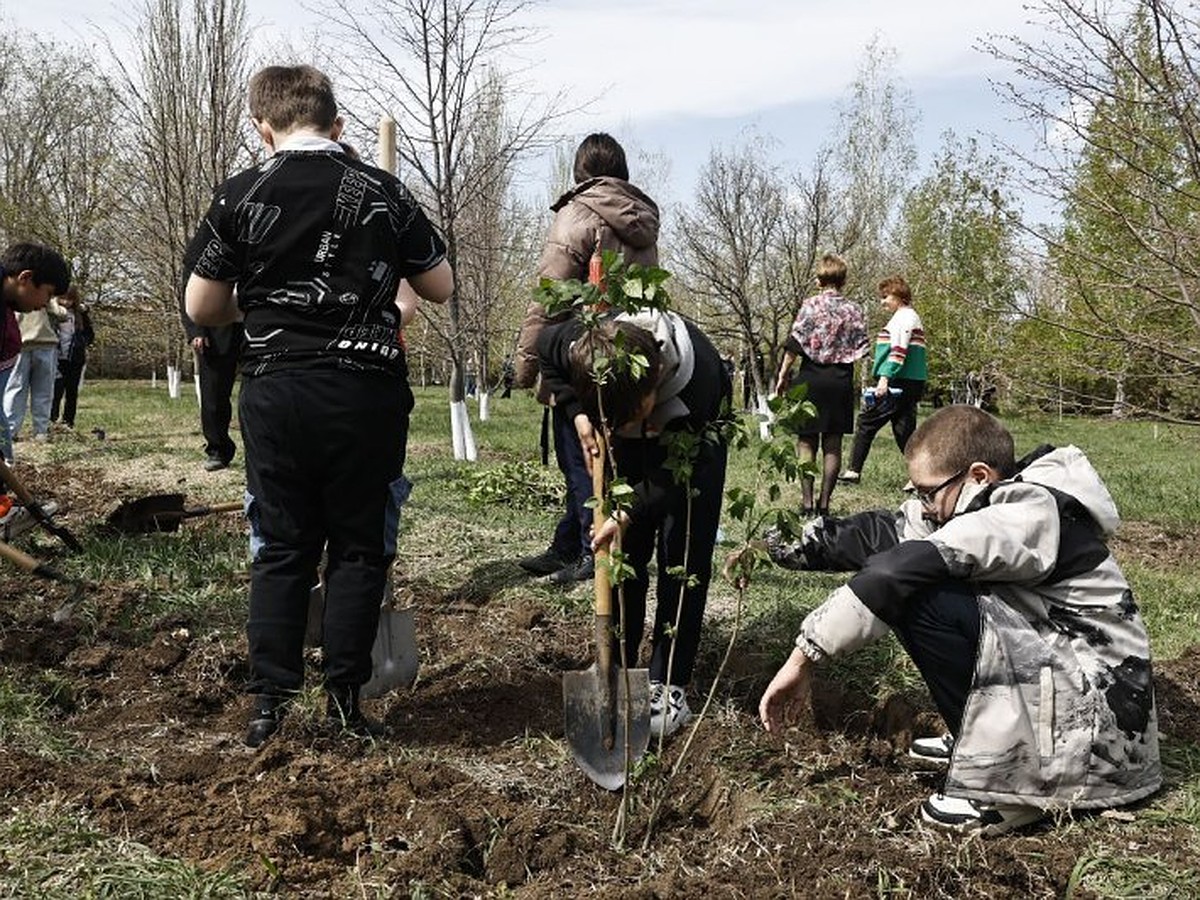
[360,607,419,699]
[563,664,652,791]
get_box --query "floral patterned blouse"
[785,289,868,365]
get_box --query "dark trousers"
[198,350,239,463]
[240,369,410,696]
[610,434,728,686]
[890,583,982,736]
[847,377,925,473]
[51,356,85,427]
[550,404,594,559]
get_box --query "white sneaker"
[649,681,691,739]
[921,792,1047,836]
[909,733,954,764]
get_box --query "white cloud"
[520,0,1043,126]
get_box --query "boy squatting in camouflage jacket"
[754,405,1160,835]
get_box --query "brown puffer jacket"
[514,176,659,391]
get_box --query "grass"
[4,382,1200,893]
[0,801,253,899]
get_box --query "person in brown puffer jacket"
[515,133,660,584]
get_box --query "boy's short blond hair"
[248,65,338,132]
[815,253,847,289]
[904,405,1015,475]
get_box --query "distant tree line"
[1,0,1197,421]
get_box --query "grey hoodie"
[515,176,660,391]
[771,446,1161,811]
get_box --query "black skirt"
[790,358,855,435]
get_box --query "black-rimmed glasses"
[910,468,968,507]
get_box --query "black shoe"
[245,694,287,748]
[325,687,386,740]
[548,553,594,585]
[518,546,577,576]
[204,456,231,472]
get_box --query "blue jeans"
[550,404,594,559]
[3,346,58,439]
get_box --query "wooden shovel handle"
[592,432,610,617]
[0,536,42,574]
[181,500,244,519]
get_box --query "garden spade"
[105,493,243,535]
[562,435,651,790]
[306,573,419,697]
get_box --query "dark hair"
[904,405,1015,475]
[815,253,847,289]
[248,64,338,132]
[878,274,912,305]
[567,321,661,428]
[1,243,71,294]
[573,133,629,183]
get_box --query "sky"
[6,0,1056,218]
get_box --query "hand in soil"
[759,647,814,733]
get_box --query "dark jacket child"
[51,286,95,430]
[179,283,243,471]
[538,310,730,739]
[1,243,70,467]
[184,65,453,748]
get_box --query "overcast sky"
[6,0,1054,215]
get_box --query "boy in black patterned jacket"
[184,65,453,747]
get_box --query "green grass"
[0,676,79,761]
[0,802,254,899]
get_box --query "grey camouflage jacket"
[767,445,1161,810]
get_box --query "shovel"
[0,458,83,552]
[0,537,88,621]
[105,493,243,534]
[305,572,419,698]
[562,434,651,790]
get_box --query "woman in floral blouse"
[773,254,867,517]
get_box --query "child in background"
[839,275,926,484]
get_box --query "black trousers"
[610,433,728,686]
[847,377,925,473]
[240,369,410,696]
[889,583,982,736]
[51,356,85,427]
[198,350,239,463]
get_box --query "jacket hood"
[1018,445,1121,536]
[552,176,660,250]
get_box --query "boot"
[325,686,386,739]
[245,694,288,748]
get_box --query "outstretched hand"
[759,648,814,734]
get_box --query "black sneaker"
[325,687,386,740]
[518,546,577,576]
[245,694,288,748]
[548,553,594,585]
[204,456,231,472]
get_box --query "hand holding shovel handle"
[0,457,83,552]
